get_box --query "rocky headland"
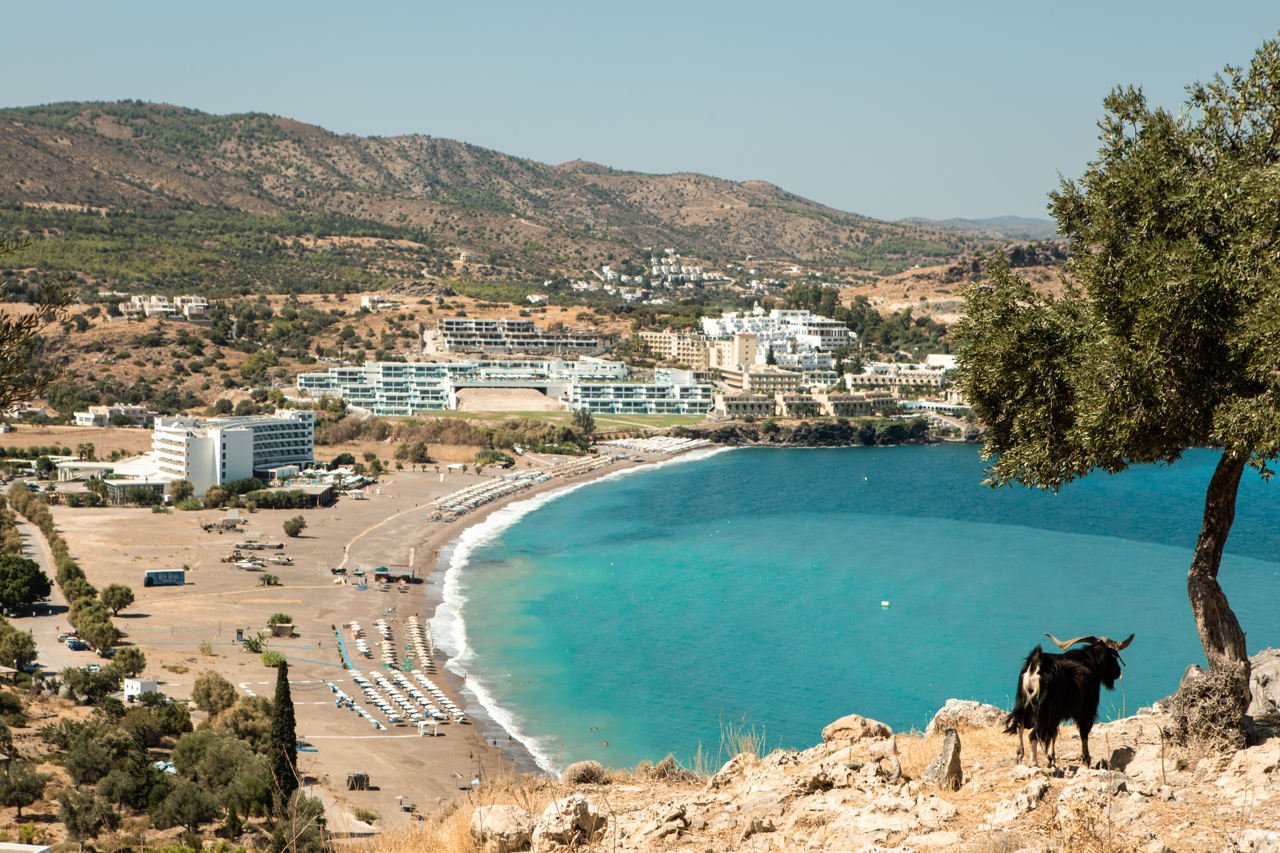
[372,650,1280,852]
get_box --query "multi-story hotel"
[297,359,714,417]
[637,330,713,367]
[563,370,714,415]
[151,410,314,493]
[426,318,602,354]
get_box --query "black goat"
[1005,633,1134,768]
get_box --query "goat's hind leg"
[1080,725,1098,769]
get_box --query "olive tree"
[955,38,1280,739]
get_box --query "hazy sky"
[8,2,1279,221]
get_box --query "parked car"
[65,638,88,651]
[329,567,347,575]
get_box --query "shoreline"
[422,445,736,776]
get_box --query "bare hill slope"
[0,101,977,276]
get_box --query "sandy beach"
[42,452,659,833]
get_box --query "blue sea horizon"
[432,445,1280,773]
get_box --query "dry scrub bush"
[561,759,606,785]
[1169,666,1249,753]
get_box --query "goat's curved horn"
[1100,633,1135,651]
[1045,633,1097,650]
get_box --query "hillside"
[0,101,982,288]
[902,215,1059,241]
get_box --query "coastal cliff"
[368,650,1280,852]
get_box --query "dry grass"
[689,718,771,776]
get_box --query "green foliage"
[572,408,596,438]
[176,496,204,511]
[0,555,50,611]
[203,486,229,508]
[785,284,948,359]
[0,205,418,296]
[223,477,266,496]
[243,489,310,509]
[475,449,514,467]
[394,439,432,465]
[151,779,221,835]
[954,38,1280,707]
[61,664,124,705]
[100,583,135,616]
[113,645,146,677]
[59,789,119,844]
[282,515,306,538]
[170,479,195,502]
[191,670,238,715]
[269,660,298,807]
[267,612,293,627]
[212,695,273,752]
[0,763,49,817]
[261,651,287,668]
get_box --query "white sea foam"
[431,446,735,774]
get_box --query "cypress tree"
[269,659,298,806]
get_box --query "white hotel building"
[701,305,851,369]
[297,359,714,417]
[151,410,315,493]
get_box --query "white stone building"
[151,410,315,493]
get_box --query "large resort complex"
[295,305,964,420]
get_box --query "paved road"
[10,515,99,675]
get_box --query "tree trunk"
[1186,451,1251,713]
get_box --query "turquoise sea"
[432,445,1280,773]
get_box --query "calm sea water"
[433,445,1280,773]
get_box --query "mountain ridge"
[1,100,983,280]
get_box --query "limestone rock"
[708,752,759,790]
[644,804,687,840]
[925,699,1006,734]
[739,816,776,842]
[914,794,957,829]
[822,714,893,743]
[531,795,606,850]
[1249,648,1280,717]
[471,804,534,853]
[987,778,1048,825]
[920,728,963,790]
[1237,829,1280,852]
[560,760,606,785]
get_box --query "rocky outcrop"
[920,727,963,790]
[1249,648,1280,717]
[470,805,534,853]
[821,713,893,743]
[458,689,1280,852]
[531,795,606,851]
[926,698,1006,734]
